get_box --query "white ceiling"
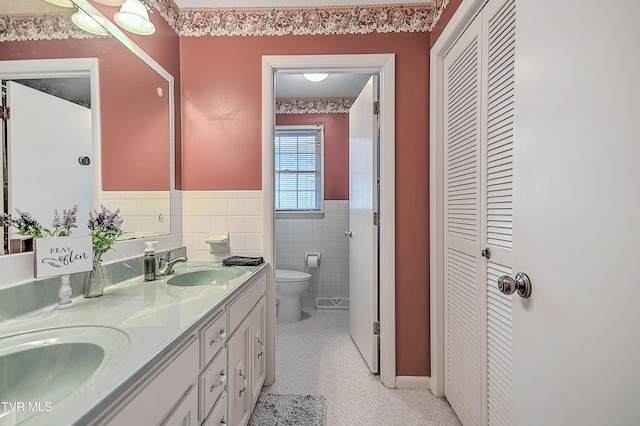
[174,0,430,8]
[276,73,371,99]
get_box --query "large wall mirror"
[0,0,174,256]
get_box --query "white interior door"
[444,12,484,424]
[443,0,515,424]
[348,75,379,374]
[6,81,93,233]
[510,1,640,424]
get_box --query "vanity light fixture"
[71,9,109,36]
[114,0,156,36]
[303,73,329,82]
[42,0,75,7]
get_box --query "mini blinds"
[275,125,323,211]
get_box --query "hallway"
[264,308,461,425]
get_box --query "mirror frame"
[0,2,182,287]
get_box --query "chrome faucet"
[157,251,188,276]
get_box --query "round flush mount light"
[42,0,75,8]
[92,0,126,5]
[115,0,156,35]
[303,73,329,83]
[72,9,108,36]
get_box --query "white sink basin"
[166,267,246,287]
[0,326,130,425]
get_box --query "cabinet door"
[250,296,266,407]
[227,317,251,426]
[161,385,198,426]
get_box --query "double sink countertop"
[0,262,267,426]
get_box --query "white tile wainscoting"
[276,200,349,307]
[182,190,264,263]
[101,191,171,238]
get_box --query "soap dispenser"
[144,241,158,282]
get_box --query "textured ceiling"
[174,0,432,8]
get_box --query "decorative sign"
[34,235,93,278]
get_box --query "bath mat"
[248,393,327,426]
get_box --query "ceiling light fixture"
[42,0,75,8]
[114,0,155,35]
[71,9,108,36]
[303,73,329,83]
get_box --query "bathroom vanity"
[0,260,267,426]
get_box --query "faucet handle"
[159,251,172,263]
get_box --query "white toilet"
[275,269,311,322]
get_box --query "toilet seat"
[276,270,311,283]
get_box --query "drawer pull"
[210,329,226,345]
[210,370,227,392]
[238,369,247,397]
[257,338,263,359]
[220,417,226,425]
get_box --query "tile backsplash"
[276,200,349,307]
[182,191,263,262]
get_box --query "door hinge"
[0,106,9,121]
[373,211,380,226]
[373,101,380,115]
[373,321,380,335]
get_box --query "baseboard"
[395,376,431,389]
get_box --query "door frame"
[430,0,489,396]
[262,54,396,388]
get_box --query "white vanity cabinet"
[94,334,200,425]
[91,269,267,426]
[225,272,267,426]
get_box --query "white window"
[275,125,324,215]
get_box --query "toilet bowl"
[276,269,311,322]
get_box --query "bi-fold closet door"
[443,0,515,425]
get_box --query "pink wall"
[181,31,431,376]
[276,113,349,200]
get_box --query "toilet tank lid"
[276,269,311,282]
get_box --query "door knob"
[497,272,532,298]
[344,230,353,238]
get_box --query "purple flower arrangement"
[87,205,125,259]
[51,205,79,237]
[0,205,78,238]
[1,204,125,258]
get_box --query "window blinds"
[275,126,323,211]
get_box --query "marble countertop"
[0,262,267,426]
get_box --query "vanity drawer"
[199,348,227,421]
[228,272,266,336]
[203,392,227,426]
[200,310,227,368]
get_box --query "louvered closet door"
[481,0,515,425]
[444,0,515,425]
[444,14,483,426]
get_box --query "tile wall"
[182,190,263,262]
[276,200,349,307]
[101,191,171,238]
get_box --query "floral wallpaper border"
[276,97,356,114]
[1,1,448,41]
[179,1,447,37]
[0,12,102,42]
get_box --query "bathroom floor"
[264,308,461,425]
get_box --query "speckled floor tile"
[264,309,461,426]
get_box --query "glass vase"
[83,256,104,298]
